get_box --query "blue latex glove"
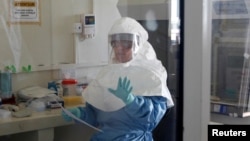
[108,77,135,105]
[61,107,81,122]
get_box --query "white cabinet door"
[51,0,75,67]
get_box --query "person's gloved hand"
[61,107,81,122]
[108,77,135,105]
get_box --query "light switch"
[73,23,82,33]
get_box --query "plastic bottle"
[0,71,12,99]
[48,81,58,95]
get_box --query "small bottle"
[56,81,63,98]
[48,81,58,95]
[0,71,12,99]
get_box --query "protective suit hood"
[108,17,148,45]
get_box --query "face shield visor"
[108,33,140,64]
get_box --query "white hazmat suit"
[62,17,174,141]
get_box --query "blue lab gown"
[77,96,167,141]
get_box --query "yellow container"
[63,96,84,107]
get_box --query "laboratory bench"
[0,108,96,141]
[0,108,72,141]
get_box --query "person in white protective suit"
[61,17,174,141]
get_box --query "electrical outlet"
[73,23,82,33]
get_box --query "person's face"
[111,40,133,63]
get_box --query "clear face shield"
[108,33,140,64]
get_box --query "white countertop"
[0,108,72,136]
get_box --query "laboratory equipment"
[17,86,56,100]
[48,81,58,95]
[0,71,12,99]
[62,79,77,96]
[61,79,84,106]
[210,0,250,117]
[81,14,95,39]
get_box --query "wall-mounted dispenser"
[81,14,95,39]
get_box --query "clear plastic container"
[62,79,84,106]
[62,79,77,96]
